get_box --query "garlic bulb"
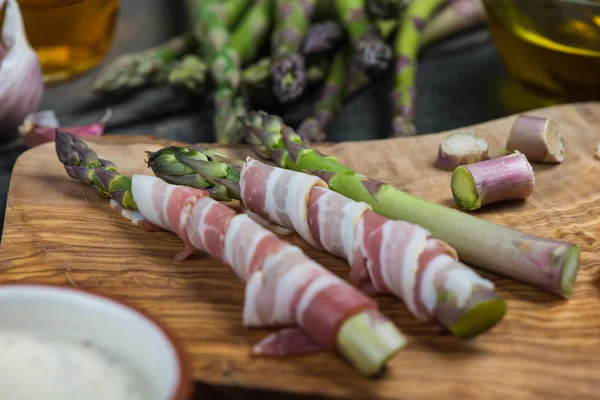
[0,0,44,139]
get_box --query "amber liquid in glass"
[485,1,600,101]
[18,0,119,83]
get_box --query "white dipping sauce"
[0,330,157,400]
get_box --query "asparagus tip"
[272,54,308,104]
[355,38,393,76]
[282,134,307,163]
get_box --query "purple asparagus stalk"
[366,0,411,19]
[435,130,489,171]
[506,115,565,163]
[271,0,317,104]
[451,152,535,211]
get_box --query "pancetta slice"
[238,160,496,328]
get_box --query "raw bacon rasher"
[128,174,406,366]
[240,158,499,334]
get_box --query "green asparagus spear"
[296,48,346,142]
[334,0,393,76]
[224,0,253,28]
[147,143,506,339]
[238,110,581,299]
[271,0,317,104]
[92,34,199,94]
[187,0,247,144]
[230,0,275,65]
[167,55,208,97]
[391,0,446,137]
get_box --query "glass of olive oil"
[18,0,120,83]
[483,0,600,101]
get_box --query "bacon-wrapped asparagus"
[237,111,581,298]
[148,147,506,338]
[55,130,406,377]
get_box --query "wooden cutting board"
[1,103,599,400]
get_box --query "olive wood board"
[1,103,600,400]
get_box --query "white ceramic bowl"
[0,284,192,400]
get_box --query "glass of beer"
[18,0,120,83]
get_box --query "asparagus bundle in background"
[270,0,317,104]
[334,0,393,76]
[239,110,581,298]
[391,0,446,137]
[147,146,506,339]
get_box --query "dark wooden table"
[0,1,561,398]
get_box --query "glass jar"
[18,0,120,83]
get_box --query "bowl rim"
[0,282,194,400]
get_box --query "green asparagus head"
[146,146,241,201]
[167,54,208,97]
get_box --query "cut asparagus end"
[506,115,565,163]
[595,142,600,160]
[447,295,507,339]
[337,310,407,377]
[451,152,535,211]
[451,166,480,211]
[559,244,580,298]
[435,130,489,171]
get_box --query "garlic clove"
[0,0,44,140]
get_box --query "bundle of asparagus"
[92,0,487,143]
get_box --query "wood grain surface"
[1,103,600,400]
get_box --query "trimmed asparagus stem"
[435,130,489,171]
[239,111,581,298]
[92,34,199,94]
[451,152,535,211]
[366,0,411,19]
[334,0,393,76]
[167,55,208,97]
[296,48,346,142]
[420,0,486,47]
[391,0,446,137]
[337,310,406,376]
[271,0,317,104]
[595,143,600,160]
[506,115,565,163]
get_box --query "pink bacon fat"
[129,174,393,354]
[240,159,496,328]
